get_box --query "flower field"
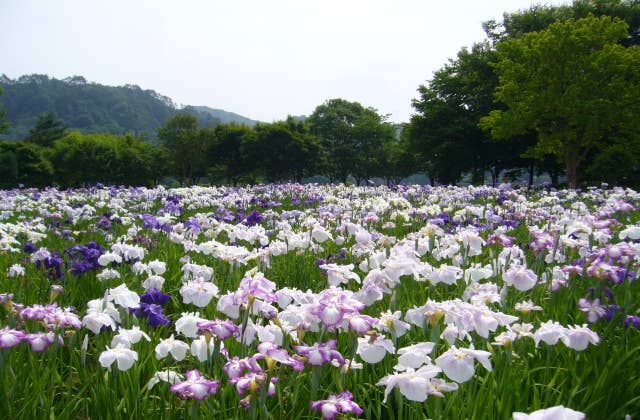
[1,183,639,419]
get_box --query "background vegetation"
[0,0,639,189]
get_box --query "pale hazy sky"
[1,0,569,123]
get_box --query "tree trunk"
[563,147,580,189]
[528,163,534,186]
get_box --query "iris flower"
[99,344,138,371]
[435,346,492,383]
[310,390,363,420]
[377,365,448,402]
[155,335,189,361]
[512,405,585,420]
[0,327,25,349]
[170,370,219,400]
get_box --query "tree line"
[0,100,410,188]
[1,0,639,189]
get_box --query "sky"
[1,0,570,123]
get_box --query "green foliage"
[377,126,417,184]
[0,75,222,140]
[25,112,67,147]
[308,98,395,183]
[0,141,53,187]
[254,117,321,182]
[408,43,539,185]
[188,105,258,126]
[157,114,206,185]
[404,1,640,188]
[484,0,640,46]
[208,123,259,185]
[583,135,640,188]
[48,131,163,186]
[480,15,640,188]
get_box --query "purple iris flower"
[160,202,183,215]
[142,213,160,230]
[130,303,170,327]
[244,210,264,226]
[36,252,63,279]
[140,289,171,306]
[184,217,202,233]
[97,216,112,230]
[65,241,105,276]
[604,305,620,322]
[25,332,59,352]
[23,242,37,253]
[216,207,235,222]
[624,316,640,329]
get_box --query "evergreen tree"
[25,112,67,147]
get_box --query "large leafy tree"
[408,43,536,185]
[0,141,53,187]
[480,15,640,188]
[308,98,394,184]
[25,112,67,147]
[49,132,161,186]
[407,86,474,185]
[157,113,206,185]
[254,117,321,183]
[377,125,418,185]
[208,123,258,186]
[484,0,640,46]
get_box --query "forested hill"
[0,74,257,140]
[191,106,259,126]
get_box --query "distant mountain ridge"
[190,106,259,127]
[0,74,260,140]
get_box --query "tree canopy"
[157,114,206,185]
[308,99,396,184]
[25,112,67,147]
[480,15,640,187]
[254,117,321,183]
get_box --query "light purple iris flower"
[223,355,265,380]
[237,271,277,303]
[311,287,365,330]
[230,372,278,396]
[310,390,363,420]
[294,339,345,367]
[170,369,219,400]
[197,319,240,340]
[0,327,26,349]
[26,331,61,352]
